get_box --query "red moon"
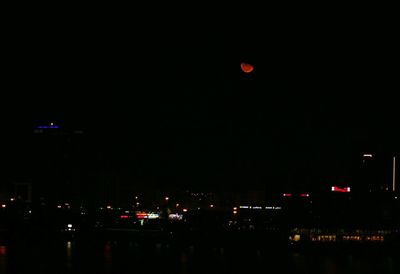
[240,62,254,73]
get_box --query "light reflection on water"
[66,241,72,269]
[0,240,398,274]
[104,241,112,271]
[0,245,7,273]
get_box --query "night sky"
[2,8,399,198]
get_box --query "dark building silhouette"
[31,122,85,204]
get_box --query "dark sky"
[2,8,399,195]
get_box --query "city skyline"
[2,10,399,200]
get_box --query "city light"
[363,154,373,158]
[106,205,112,209]
[136,212,160,219]
[147,213,159,219]
[36,124,60,129]
[182,208,188,212]
[120,215,129,219]
[210,204,214,208]
[331,186,351,193]
[168,213,183,220]
[1,204,6,208]
[283,193,292,197]
[265,206,282,210]
[136,212,147,219]
[165,197,169,201]
[300,193,310,197]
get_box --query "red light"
[300,193,310,197]
[120,215,129,219]
[283,193,292,197]
[331,186,350,193]
[0,246,6,256]
[136,213,148,219]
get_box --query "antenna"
[393,156,396,192]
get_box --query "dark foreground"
[0,231,399,274]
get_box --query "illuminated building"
[30,121,85,203]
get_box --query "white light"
[147,213,160,219]
[239,206,249,209]
[168,213,183,220]
[67,224,73,228]
[1,204,6,208]
[363,154,373,158]
[253,206,262,209]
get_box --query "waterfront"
[0,235,399,274]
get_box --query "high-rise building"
[31,122,84,203]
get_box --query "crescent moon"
[240,62,254,73]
